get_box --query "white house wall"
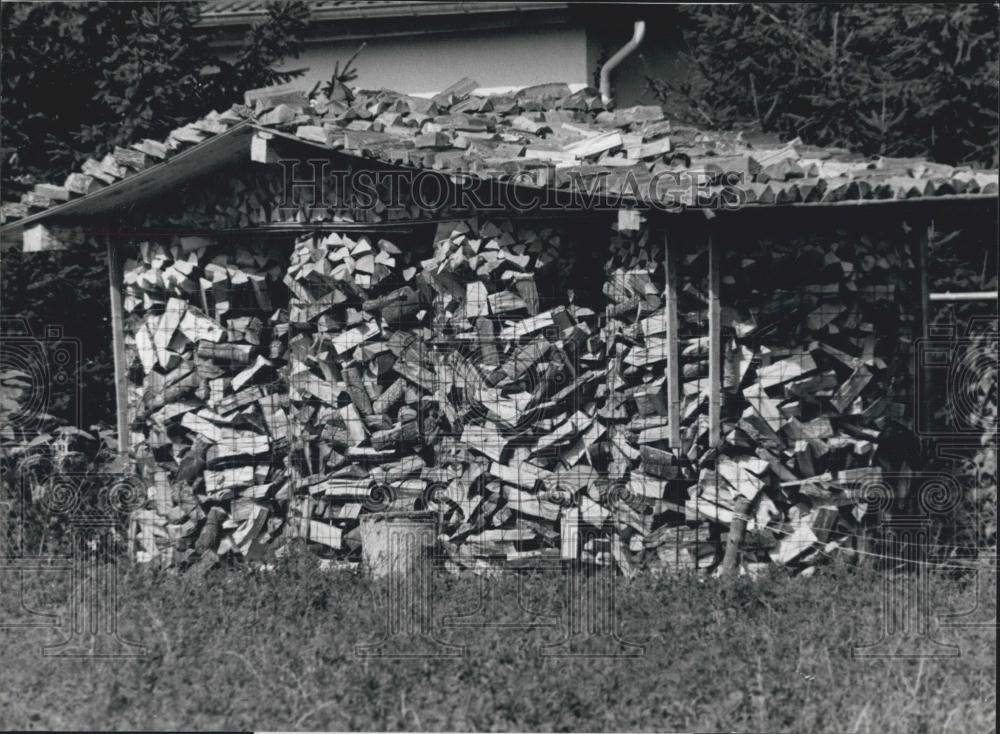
[269,27,591,95]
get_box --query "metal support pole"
[929,291,999,302]
[663,232,681,451]
[106,238,130,454]
[707,234,721,448]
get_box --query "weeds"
[0,554,994,732]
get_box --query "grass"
[0,552,995,732]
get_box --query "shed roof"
[2,78,997,248]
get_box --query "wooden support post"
[921,221,933,341]
[663,231,681,451]
[707,234,722,448]
[107,238,130,454]
[721,496,752,575]
[918,221,933,435]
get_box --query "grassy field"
[0,553,995,732]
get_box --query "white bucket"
[359,511,436,579]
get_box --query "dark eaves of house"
[2,77,997,237]
[198,1,567,24]
[196,1,573,46]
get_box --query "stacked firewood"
[126,216,918,575]
[599,228,715,571]
[281,229,431,555]
[279,218,588,561]
[125,236,291,566]
[418,218,605,568]
[684,230,917,571]
[273,217,724,573]
[6,78,998,228]
[134,166,450,232]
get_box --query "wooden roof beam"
[22,223,86,253]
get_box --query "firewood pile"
[132,167,448,231]
[683,230,917,571]
[126,207,919,576]
[126,236,291,565]
[281,228,429,554]
[6,78,998,229]
[0,76,980,575]
[280,217,588,563]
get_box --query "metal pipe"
[600,20,646,106]
[929,291,999,302]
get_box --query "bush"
[649,4,999,166]
[1,367,124,557]
[1,1,309,191]
[1,1,310,430]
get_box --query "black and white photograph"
[0,2,997,732]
